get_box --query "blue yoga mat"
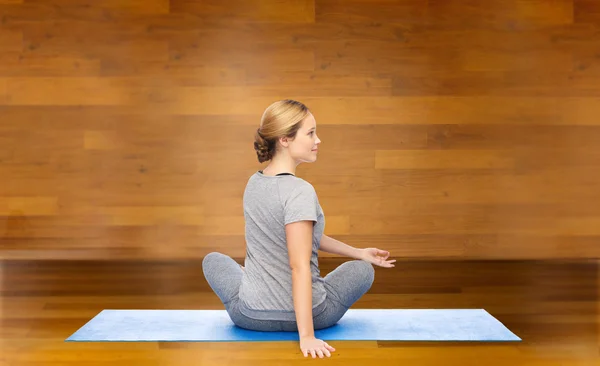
[65,309,521,342]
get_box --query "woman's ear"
[279,136,289,148]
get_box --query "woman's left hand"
[360,248,396,268]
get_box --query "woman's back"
[238,170,327,322]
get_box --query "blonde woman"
[203,99,396,358]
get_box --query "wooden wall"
[1,0,600,260]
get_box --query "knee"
[203,251,222,264]
[202,252,223,274]
[355,260,375,287]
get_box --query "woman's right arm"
[286,220,335,358]
[286,220,315,338]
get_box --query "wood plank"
[316,0,573,28]
[0,55,101,77]
[171,0,315,23]
[22,0,169,14]
[4,77,133,105]
[0,197,59,216]
[375,149,515,169]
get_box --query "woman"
[202,99,396,358]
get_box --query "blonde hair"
[254,99,310,163]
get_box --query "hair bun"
[254,129,273,163]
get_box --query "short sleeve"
[284,183,318,225]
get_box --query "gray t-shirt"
[238,170,327,321]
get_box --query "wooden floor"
[0,258,598,365]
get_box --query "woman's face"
[275,112,321,164]
[290,112,321,163]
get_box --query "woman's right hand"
[300,336,335,358]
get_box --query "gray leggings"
[202,252,375,332]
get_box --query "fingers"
[315,347,330,358]
[321,342,332,357]
[370,259,396,268]
[378,260,396,268]
[304,345,334,358]
[376,249,390,261]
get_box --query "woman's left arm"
[319,234,364,260]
